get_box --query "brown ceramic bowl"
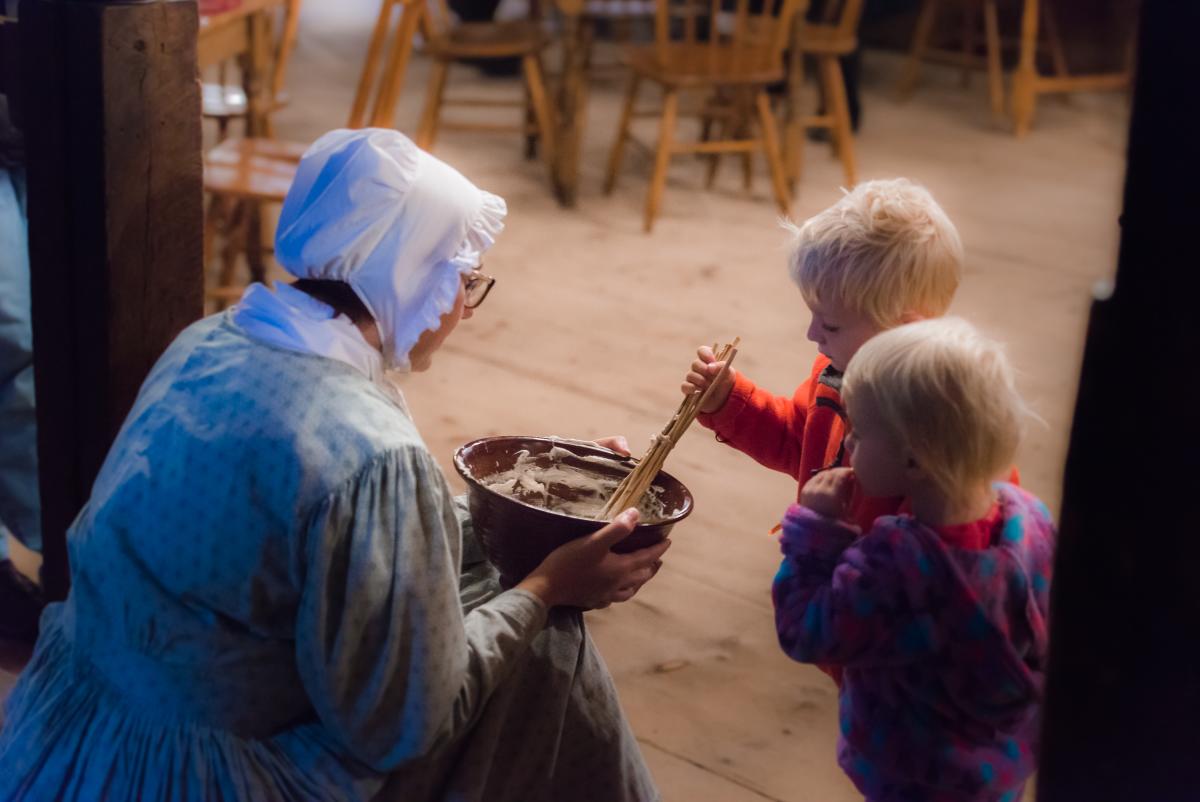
[453,436,693,587]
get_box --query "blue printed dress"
[0,313,657,802]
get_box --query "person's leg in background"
[0,130,45,643]
[445,0,521,76]
[841,46,862,132]
[778,0,861,141]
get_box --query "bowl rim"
[452,435,694,526]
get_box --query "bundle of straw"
[599,338,740,520]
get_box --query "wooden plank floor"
[262,14,1127,796]
[0,7,1127,800]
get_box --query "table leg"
[242,9,272,137]
[785,13,805,192]
[552,13,591,207]
[245,201,268,286]
[1011,0,1040,137]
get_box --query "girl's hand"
[593,435,631,457]
[800,467,857,521]
[680,346,735,414]
[518,509,671,609]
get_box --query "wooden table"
[1010,0,1135,137]
[198,0,285,137]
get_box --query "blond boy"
[684,178,965,532]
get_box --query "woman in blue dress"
[0,129,669,802]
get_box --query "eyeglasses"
[463,269,495,309]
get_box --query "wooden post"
[20,0,204,600]
[1037,3,1200,799]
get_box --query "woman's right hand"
[681,345,735,414]
[518,509,672,610]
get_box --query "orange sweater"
[697,355,904,532]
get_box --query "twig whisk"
[599,338,740,519]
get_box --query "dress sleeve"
[452,493,490,571]
[295,446,548,772]
[772,505,940,668]
[453,493,505,611]
[696,371,811,479]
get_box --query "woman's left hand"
[593,435,631,457]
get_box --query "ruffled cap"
[274,128,506,370]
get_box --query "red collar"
[931,502,1002,550]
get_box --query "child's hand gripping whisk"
[681,346,737,415]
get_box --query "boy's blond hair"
[842,317,1025,499]
[788,179,963,328]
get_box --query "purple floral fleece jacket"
[772,483,1055,802]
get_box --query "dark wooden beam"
[1037,2,1200,800]
[21,0,204,600]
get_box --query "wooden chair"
[1009,0,1135,137]
[783,0,863,188]
[413,0,557,173]
[203,0,303,141]
[897,0,1069,121]
[604,0,802,232]
[202,0,424,308]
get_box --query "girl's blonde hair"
[842,317,1026,499]
[787,179,963,327]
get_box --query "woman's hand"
[518,509,671,610]
[680,346,735,414]
[800,467,857,521]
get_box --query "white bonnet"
[274,128,506,370]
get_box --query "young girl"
[772,317,1054,802]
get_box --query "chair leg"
[699,112,714,155]
[898,0,939,99]
[785,44,805,192]
[523,81,539,161]
[416,59,449,150]
[522,54,557,173]
[739,93,754,193]
[215,200,246,312]
[604,73,641,195]
[983,0,1004,118]
[960,1,976,89]
[1042,0,1069,78]
[644,89,678,233]
[1041,0,1071,106]
[822,58,857,186]
[755,91,791,217]
[203,193,224,279]
[705,113,733,190]
[245,201,268,287]
[785,113,804,192]
[1011,0,1039,137]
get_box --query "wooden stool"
[414,0,558,173]
[203,0,424,308]
[202,0,301,141]
[604,0,803,232]
[785,0,864,189]
[898,0,1069,121]
[1010,0,1135,136]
